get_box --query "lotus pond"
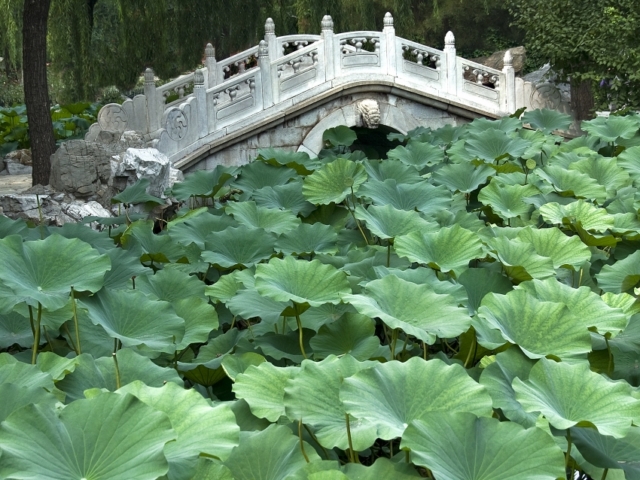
[2,110,640,479]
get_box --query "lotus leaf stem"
[390,329,398,359]
[405,449,410,463]
[464,334,477,368]
[294,306,307,359]
[42,326,53,351]
[389,439,393,457]
[71,287,81,354]
[386,243,391,268]
[28,305,35,336]
[605,336,613,375]
[423,341,428,360]
[601,468,608,480]
[36,194,44,239]
[63,323,78,353]
[565,429,572,470]
[113,353,121,389]
[346,189,369,245]
[298,420,310,463]
[345,413,356,463]
[303,424,330,460]
[31,303,42,364]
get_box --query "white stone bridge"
[86,14,546,172]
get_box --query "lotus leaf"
[202,225,276,268]
[432,162,494,193]
[302,158,367,205]
[310,313,381,360]
[522,108,573,134]
[478,179,539,220]
[252,181,316,216]
[275,222,339,256]
[354,204,435,240]
[515,226,591,269]
[233,160,297,192]
[597,250,640,293]
[225,201,300,234]
[465,128,530,161]
[170,165,236,200]
[340,357,493,440]
[358,179,451,214]
[111,178,164,206]
[513,358,640,438]
[386,140,444,168]
[581,115,640,143]
[323,125,357,147]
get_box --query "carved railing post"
[503,50,516,113]
[383,12,396,76]
[321,15,335,81]
[194,68,208,138]
[143,68,159,132]
[265,18,277,62]
[444,31,457,95]
[259,40,275,107]
[204,43,217,88]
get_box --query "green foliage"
[4,110,640,478]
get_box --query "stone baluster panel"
[194,68,208,138]
[265,18,278,63]
[383,13,396,77]
[205,43,217,88]
[144,68,159,132]
[259,40,274,108]
[321,15,335,81]
[503,50,516,113]
[444,31,456,95]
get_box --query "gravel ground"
[0,175,32,195]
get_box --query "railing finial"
[259,40,269,58]
[144,67,155,84]
[384,12,394,28]
[445,31,455,46]
[265,18,275,36]
[503,50,513,67]
[194,68,205,85]
[321,15,334,32]
[205,43,216,59]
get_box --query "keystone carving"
[357,99,381,129]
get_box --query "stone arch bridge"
[86,13,547,172]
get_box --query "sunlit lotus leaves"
[522,108,573,134]
[225,201,300,235]
[401,412,565,480]
[354,204,435,240]
[340,358,493,440]
[596,250,640,293]
[302,158,367,205]
[358,179,451,214]
[386,140,444,168]
[432,162,494,193]
[539,200,614,232]
[478,179,539,220]
[513,358,640,438]
[515,226,591,269]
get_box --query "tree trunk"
[23,0,56,186]
[570,78,595,122]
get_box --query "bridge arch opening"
[349,125,402,159]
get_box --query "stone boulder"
[49,140,113,202]
[3,149,33,175]
[113,148,172,198]
[475,46,526,75]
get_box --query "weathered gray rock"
[3,149,33,175]
[114,148,171,198]
[5,160,32,175]
[475,46,526,75]
[49,140,113,198]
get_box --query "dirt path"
[0,175,32,195]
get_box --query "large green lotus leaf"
[49,223,116,253]
[122,220,201,264]
[617,146,640,185]
[118,381,239,478]
[255,256,351,307]
[362,159,422,184]
[205,269,254,303]
[0,215,28,239]
[477,179,538,220]
[358,179,451,214]
[299,303,356,332]
[581,115,640,142]
[457,268,513,315]
[386,140,444,168]
[0,359,54,392]
[0,281,16,314]
[518,278,628,336]
[202,225,276,268]
[221,352,266,381]
[227,287,288,326]
[111,178,164,206]
[342,457,423,479]
[181,328,245,372]
[102,247,151,290]
[192,459,234,480]
[225,201,300,235]
[465,128,530,161]
[394,224,485,275]
[0,392,175,480]
[570,156,630,194]
[572,426,640,478]
[252,181,316,217]
[539,200,614,232]
[597,251,640,293]
[354,204,435,240]
[233,362,300,422]
[468,116,522,135]
[343,275,471,345]
[57,350,183,402]
[401,412,565,480]
[432,162,493,193]
[172,297,219,350]
[522,108,573,134]
[479,348,539,427]
[372,266,468,306]
[135,266,206,301]
[81,289,184,353]
[275,222,339,256]
[0,234,110,310]
[513,358,640,438]
[516,226,591,269]
[478,289,591,358]
[323,125,358,147]
[233,160,297,193]
[170,165,236,200]
[487,236,555,282]
[35,352,79,382]
[0,310,32,348]
[168,212,237,249]
[284,355,378,450]
[536,165,607,202]
[340,357,493,440]
[277,461,344,480]
[0,383,58,423]
[224,424,321,480]
[302,158,367,205]
[310,313,380,360]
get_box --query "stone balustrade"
[86,13,518,164]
